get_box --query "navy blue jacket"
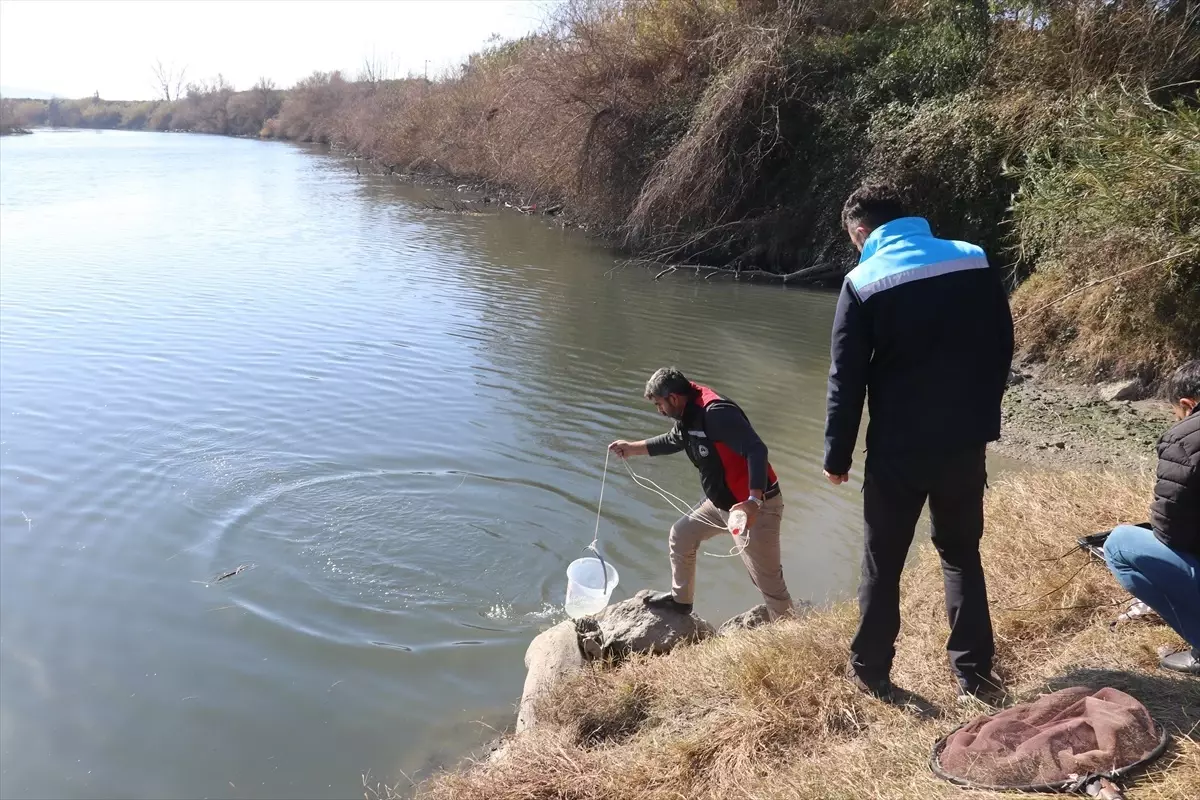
[823,217,1014,474]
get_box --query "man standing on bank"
[824,183,1014,703]
[610,367,794,619]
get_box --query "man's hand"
[608,440,645,458]
[823,470,849,485]
[728,500,760,533]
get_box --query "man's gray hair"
[644,367,696,400]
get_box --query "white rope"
[591,448,610,550]
[620,456,748,559]
[588,449,612,593]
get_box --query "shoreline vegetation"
[1,1,1197,386]
[3,4,1194,796]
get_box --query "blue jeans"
[1104,524,1200,650]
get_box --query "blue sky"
[0,0,554,100]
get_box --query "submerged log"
[646,259,843,285]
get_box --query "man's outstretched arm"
[610,424,685,458]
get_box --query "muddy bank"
[997,364,1174,472]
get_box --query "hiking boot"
[958,671,1008,706]
[1159,649,1200,676]
[642,591,693,615]
[845,663,895,703]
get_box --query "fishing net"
[931,686,1168,792]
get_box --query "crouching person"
[1104,360,1200,675]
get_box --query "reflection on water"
[0,130,861,799]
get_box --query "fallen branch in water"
[645,259,843,284]
[420,199,482,215]
[214,563,255,583]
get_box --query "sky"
[0,0,555,100]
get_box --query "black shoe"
[1160,649,1200,676]
[845,663,895,703]
[957,671,1007,706]
[642,591,693,615]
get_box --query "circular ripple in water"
[206,469,575,648]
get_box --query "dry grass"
[1006,85,1200,382]
[413,470,1199,800]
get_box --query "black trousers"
[849,445,994,685]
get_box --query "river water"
[0,130,864,799]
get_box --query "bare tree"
[357,50,392,89]
[151,59,188,101]
[251,76,281,126]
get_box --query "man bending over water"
[609,367,794,619]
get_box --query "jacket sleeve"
[993,270,1015,395]
[704,405,769,491]
[645,423,686,456]
[824,280,871,475]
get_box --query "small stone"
[718,604,771,635]
[1055,442,1066,449]
[1098,379,1143,402]
[718,600,813,635]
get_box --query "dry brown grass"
[413,470,1199,800]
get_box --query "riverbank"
[409,469,1198,800]
[997,363,1175,471]
[4,1,1197,383]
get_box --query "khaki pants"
[669,494,793,619]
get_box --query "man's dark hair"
[841,182,908,231]
[1167,359,1200,402]
[644,367,697,400]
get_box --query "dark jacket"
[646,383,780,511]
[823,217,1014,474]
[1150,410,1200,556]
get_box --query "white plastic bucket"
[564,557,620,619]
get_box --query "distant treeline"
[1,76,284,137]
[3,0,1198,381]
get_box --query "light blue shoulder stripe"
[853,255,989,301]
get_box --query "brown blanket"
[938,686,1162,788]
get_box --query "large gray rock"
[512,591,715,739]
[576,589,715,662]
[514,620,583,734]
[1099,378,1143,402]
